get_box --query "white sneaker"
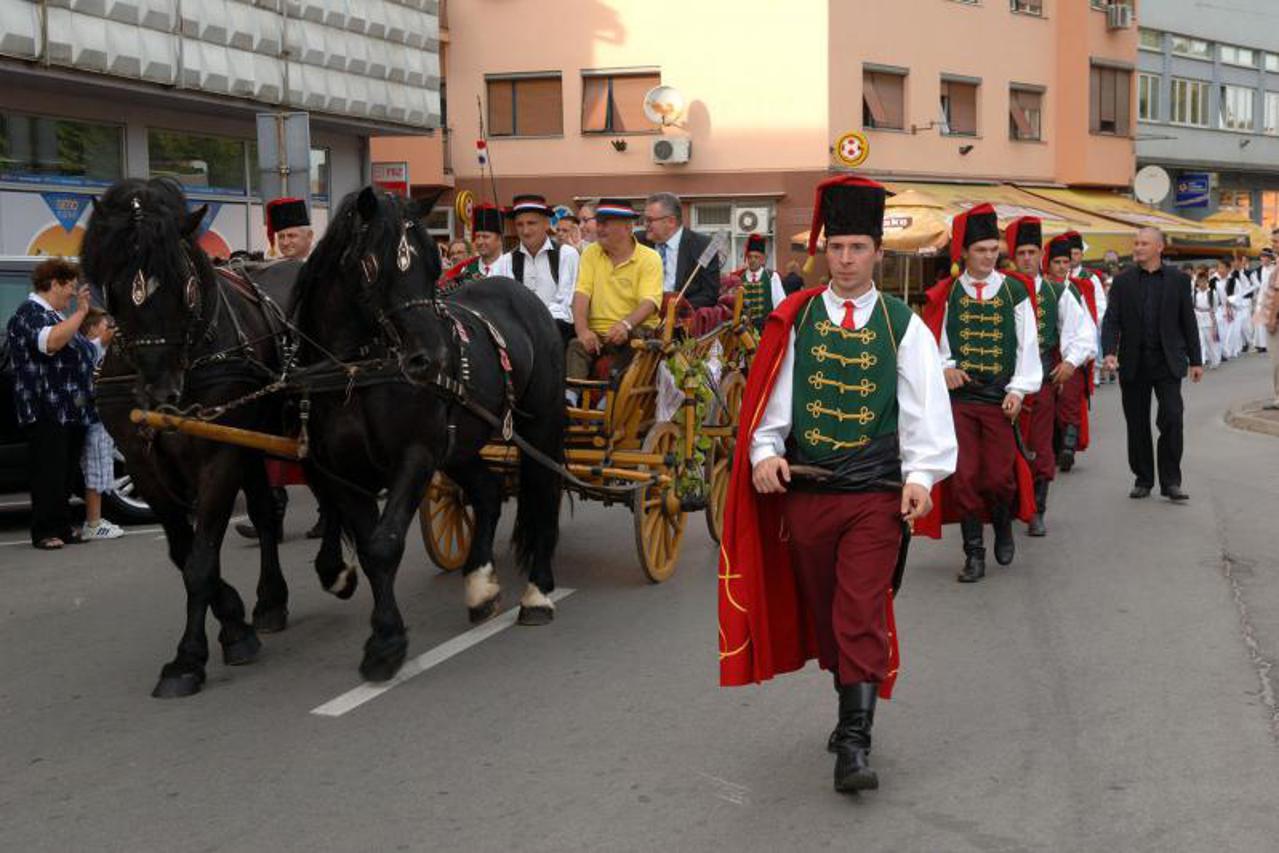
[83,520,125,540]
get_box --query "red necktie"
[974,282,985,301]
[841,300,856,330]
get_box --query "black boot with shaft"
[958,518,985,583]
[1027,479,1048,537]
[992,503,1015,565]
[832,682,879,793]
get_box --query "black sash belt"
[786,433,903,494]
[951,375,1010,405]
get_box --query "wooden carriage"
[421,291,756,583]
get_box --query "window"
[1170,35,1211,59]
[1220,45,1258,68]
[940,78,978,136]
[1220,189,1252,218]
[248,146,330,199]
[863,68,906,131]
[149,130,248,195]
[1221,84,1255,131]
[581,70,660,134]
[1010,0,1041,14]
[1139,29,1163,52]
[1170,77,1209,126]
[1089,65,1131,135]
[1138,73,1161,121]
[485,74,563,137]
[1009,87,1042,141]
[1265,92,1279,135]
[0,112,123,186]
[1089,0,1107,8]
[1267,53,1279,72]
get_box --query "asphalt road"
[2,354,1278,852]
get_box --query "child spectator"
[79,308,124,540]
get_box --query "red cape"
[915,274,1036,538]
[718,287,900,698]
[1070,275,1098,452]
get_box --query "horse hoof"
[221,631,262,666]
[253,607,289,634]
[517,605,554,627]
[360,640,408,683]
[151,668,205,699]
[468,595,500,624]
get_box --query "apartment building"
[1136,0,1279,229]
[439,0,1138,273]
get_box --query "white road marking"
[311,587,575,718]
[696,772,750,806]
[0,525,164,547]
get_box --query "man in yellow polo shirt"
[568,198,664,385]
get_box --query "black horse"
[293,186,564,681]
[81,178,292,698]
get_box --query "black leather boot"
[235,486,288,542]
[827,673,840,753]
[1027,480,1048,537]
[958,518,985,583]
[1056,425,1078,472]
[992,503,1015,565]
[832,682,878,793]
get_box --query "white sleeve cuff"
[749,439,784,468]
[37,326,52,355]
[905,470,935,491]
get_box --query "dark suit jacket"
[1101,262,1202,381]
[644,228,721,308]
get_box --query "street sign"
[255,112,312,206]
[1174,172,1211,209]
[834,131,871,168]
[372,162,410,197]
[1134,165,1171,205]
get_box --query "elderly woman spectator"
[446,238,473,266]
[5,258,98,549]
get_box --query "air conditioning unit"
[1107,3,1133,30]
[652,136,692,165]
[734,207,770,236]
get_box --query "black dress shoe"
[235,521,260,540]
[1162,485,1190,502]
[1129,485,1151,499]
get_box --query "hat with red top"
[507,194,554,218]
[948,202,999,277]
[471,202,504,236]
[1062,230,1085,252]
[1045,233,1074,263]
[744,233,767,257]
[803,174,888,272]
[265,197,309,245]
[1005,216,1042,257]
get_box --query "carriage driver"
[266,197,314,260]
[719,176,957,794]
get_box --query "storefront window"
[0,112,124,186]
[149,130,249,195]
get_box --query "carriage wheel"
[705,371,746,543]
[632,422,687,584]
[419,473,474,572]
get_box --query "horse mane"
[81,177,213,298]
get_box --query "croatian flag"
[476,139,488,167]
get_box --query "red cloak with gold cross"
[719,286,902,699]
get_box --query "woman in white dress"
[1194,270,1222,369]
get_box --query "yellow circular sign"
[455,190,475,232]
[834,132,871,168]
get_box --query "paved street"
[3,355,1279,853]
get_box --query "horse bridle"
[351,217,449,349]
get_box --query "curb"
[1226,399,1279,439]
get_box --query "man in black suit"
[642,192,722,308]
[1101,227,1204,501]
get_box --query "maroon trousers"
[1055,370,1086,431]
[1027,383,1057,482]
[951,401,1018,516]
[782,490,901,686]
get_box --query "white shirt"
[28,292,61,355]
[937,270,1043,399]
[656,227,684,293]
[749,284,958,491]
[744,266,787,310]
[490,238,579,323]
[1037,276,1097,368]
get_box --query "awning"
[1199,209,1268,255]
[791,181,1136,261]
[1016,187,1252,256]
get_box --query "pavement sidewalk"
[1227,397,1279,438]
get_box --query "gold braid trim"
[807,371,876,397]
[803,429,871,451]
[805,401,875,424]
[810,344,877,368]
[959,327,1002,341]
[814,319,877,343]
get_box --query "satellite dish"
[643,85,687,127]
[1134,165,1171,205]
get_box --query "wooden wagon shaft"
[564,464,669,485]
[482,444,676,468]
[130,409,304,460]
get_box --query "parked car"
[0,255,154,523]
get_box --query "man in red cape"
[916,204,1042,582]
[1056,230,1101,470]
[719,175,956,795]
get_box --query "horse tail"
[511,324,565,582]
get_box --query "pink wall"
[369,133,448,188]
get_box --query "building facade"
[0,0,441,260]
[441,0,1137,269]
[1136,0,1279,228]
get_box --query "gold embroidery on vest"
[803,429,871,452]
[959,327,1003,341]
[958,310,1001,324]
[813,319,877,343]
[805,401,875,424]
[958,344,1003,359]
[959,360,1002,372]
[810,344,877,369]
[959,294,1005,309]
[807,371,877,397]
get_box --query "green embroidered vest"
[1036,277,1061,355]
[945,275,1026,380]
[790,293,914,464]
[741,268,775,325]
